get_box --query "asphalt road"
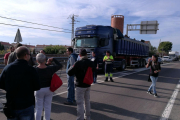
[0,62,180,120]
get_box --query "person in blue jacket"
[64,47,77,105]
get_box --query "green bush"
[44,45,66,54]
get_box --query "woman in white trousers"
[35,53,62,120]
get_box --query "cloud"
[0,0,179,54]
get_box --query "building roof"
[0,41,12,46]
[23,44,35,48]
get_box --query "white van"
[162,56,172,62]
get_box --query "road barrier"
[0,57,69,69]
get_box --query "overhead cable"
[0,23,71,33]
[0,16,71,31]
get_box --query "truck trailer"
[72,25,149,71]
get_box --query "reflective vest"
[103,55,114,64]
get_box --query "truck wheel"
[121,61,126,70]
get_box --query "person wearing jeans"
[68,49,95,120]
[8,105,34,120]
[148,76,158,94]
[0,46,40,120]
[34,53,62,120]
[146,55,161,97]
[64,47,77,105]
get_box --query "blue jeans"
[7,105,34,120]
[67,75,75,103]
[148,76,158,94]
[93,72,97,83]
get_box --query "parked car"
[162,56,172,62]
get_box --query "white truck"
[169,51,179,61]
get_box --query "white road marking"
[160,80,180,120]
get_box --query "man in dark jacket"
[0,46,40,120]
[68,49,95,120]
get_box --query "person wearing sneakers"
[103,51,114,82]
[146,55,161,97]
[68,49,95,120]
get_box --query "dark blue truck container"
[72,25,149,71]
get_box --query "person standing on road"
[4,46,15,65]
[7,43,22,64]
[103,51,114,82]
[146,55,161,97]
[40,50,48,61]
[64,47,77,105]
[68,49,95,120]
[0,46,40,120]
[7,43,35,66]
[34,53,62,120]
[91,51,99,83]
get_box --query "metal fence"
[0,57,68,69]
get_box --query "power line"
[0,16,71,31]
[0,23,71,33]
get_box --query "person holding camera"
[146,55,161,97]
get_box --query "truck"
[169,51,179,61]
[72,25,149,71]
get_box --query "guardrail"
[0,57,69,69]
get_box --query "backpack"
[83,67,93,85]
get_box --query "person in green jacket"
[103,51,114,82]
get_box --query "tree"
[158,41,172,53]
[149,46,157,56]
[0,43,4,50]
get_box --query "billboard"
[140,21,159,34]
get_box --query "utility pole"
[68,14,79,46]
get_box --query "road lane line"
[160,80,180,120]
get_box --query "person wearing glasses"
[0,46,40,120]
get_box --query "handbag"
[83,67,93,85]
[50,73,63,92]
[148,74,151,82]
[148,68,152,82]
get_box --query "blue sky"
[0,0,180,52]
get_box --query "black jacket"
[0,59,40,110]
[68,57,96,88]
[35,58,63,88]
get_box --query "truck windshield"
[76,38,98,48]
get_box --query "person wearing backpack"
[68,49,95,120]
[64,47,78,105]
[146,55,161,97]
